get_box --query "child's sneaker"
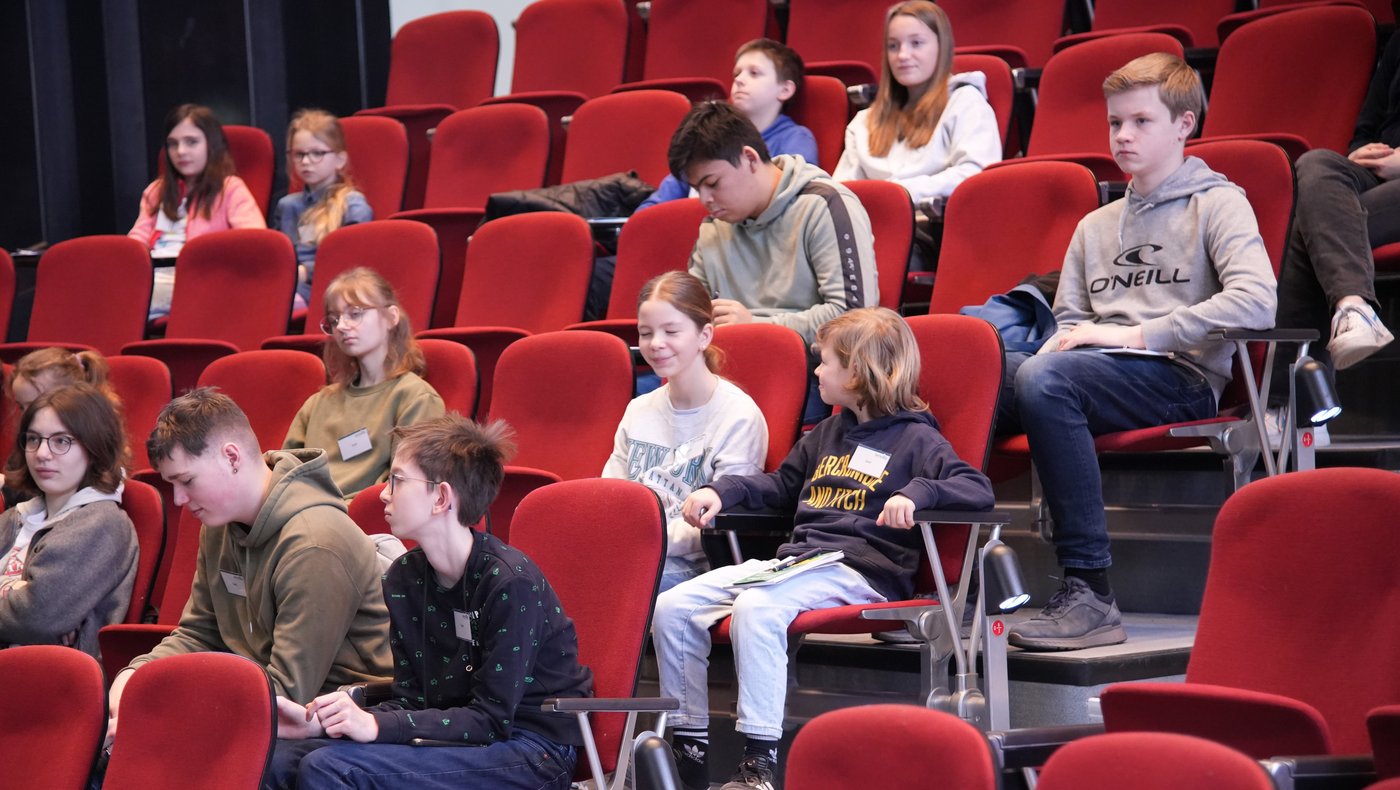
[1328,303,1394,370]
[1007,576,1126,651]
[720,754,777,790]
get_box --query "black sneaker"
[1007,576,1127,651]
[720,754,777,789]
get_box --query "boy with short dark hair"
[676,101,878,358]
[268,414,592,790]
[637,38,818,212]
[1000,53,1277,651]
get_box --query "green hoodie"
[130,449,391,702]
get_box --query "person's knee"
[1014,353,1074,413]
[728,590,785,634]
[1295,148,1351,189]
[652,587,688,632]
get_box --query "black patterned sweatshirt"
[369,532,593,745]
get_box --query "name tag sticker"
[338,428,373,461]
[221,571,247,597]
[453,610,474,643]
[849,444,891,478]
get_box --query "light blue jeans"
[651,559,884,739]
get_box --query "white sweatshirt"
[833,71,1003,210]
[602,379,768,561]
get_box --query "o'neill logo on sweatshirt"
[1091,244,1192,293]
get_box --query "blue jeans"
[263,728,576,790]
[999,350,1216,570]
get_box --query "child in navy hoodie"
[654,307,994,790]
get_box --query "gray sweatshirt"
[1042,156,1278,399]
[0,486,137,660]
[688,155,879,346]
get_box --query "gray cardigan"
[0,492,138,660]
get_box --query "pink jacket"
[127,176,266,247]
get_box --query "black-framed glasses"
[320,306,372,335]
[24,432,76,456]
[288,149,335,164]
[387,473,441,496]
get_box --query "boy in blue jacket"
[655,307,994,790]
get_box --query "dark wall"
[0,0,389,250]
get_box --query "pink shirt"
[127,175,266,248]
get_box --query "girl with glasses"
[275,109,373,307]
[284,267,444,501]
[128,103,266,318]
[0,384,137,659]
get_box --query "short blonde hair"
[814,307,927,419]
[1102,53,1204,134]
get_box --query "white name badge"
[221,571,247,597]
[453,610,474,643]
[338,428,373,461]
[849,444,891,478]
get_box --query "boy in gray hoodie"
[679,102,879,352]
[1000,54,1276,651]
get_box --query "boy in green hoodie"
[999,53,1276,651]
[105,388,391,747]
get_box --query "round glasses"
[387,473,441,496]
[288,149,334,164]
[320,306,372,335]
[24,432,76,455]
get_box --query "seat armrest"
[341,679,394,707]
[986,723,1106,770]
[709,509,795,534]
[1211,328,1320,343]
[542,696,678,714]
[1262,754,1375,790]
[914,509,1012,525]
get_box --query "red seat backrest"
[561,91,693,186]
[788,705,998,790]
[107,355,173,472]
[606,199,708,320]
[166,229,296,350]
[642,0,771,84]
[951,53,1014,151]
[1094,0,1237,47]
[224,125,275,217]
[488,466,562,544]
[1204,5,1376,154]
[510,478,664,777]
[303,220,440,338]
[843,180,914,311]
[418,338,479,418]
[0,646,105,788]
[453,213,595,334]
[713,323,806,472]
[1037,732,1276,790]
[931,161,1101,315]
[384,10,499,109]
[940,0,1067,69]
[512,0,628,97]
[785,75,851,174]
[784,0,887,84]
[29,236,152,355]
[120,478,166,624]
[197,350,327,451]
[1189,468,1400,754]
[422,104,551,209]
[1030,33,1185,158]
[490,331,634,481]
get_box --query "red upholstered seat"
[1370,705,1400,779]
[390,104,551,329]
[0,235,152,360]
[787,704,998,790]
[940,0,1067,70]
[122,229,296,394]
[712,323,807,473]
[785,75,850,174]
[418,338,478,418]
[844,179,914,312]
[0,646,106,788]
[785,0,885,88]
[611,0,772,100]
[511,478,665,781]
[354,10,500,210]
[1037,732,1275,789]
[262,218,440,351]
[952,53,1015,155]
[1101,468,1400,757]
[120,479,166,625]
[560,90,694,187]
[104,652,275,790]
[107,355,173,472]
[1202,4,1376,158]
[196,350,326,451]
[223,125,275,217]
[417,212,595,416]
[488,330,634,482]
